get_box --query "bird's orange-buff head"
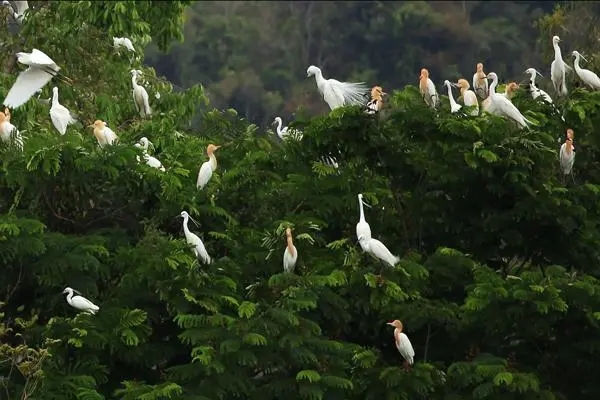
[387,319,404,331]
[207,144,221,155]
[285,227,292,237]
[457,78,470,90]
[92,120,105,128]
[566,128,574,140]
[419,69,429,80]
[507,82,519,91]
[476,63,486,79]
[371,86,385,100]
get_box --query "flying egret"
[179,211,211,264]
[501,82,520,100]
[131,70,151,118]
[2,1,28,23]
[483,72,530,129]
[572,51,600,90]
[442,80,461,113]
[419,68,439,108]
[113,37,135,53]
[560,128,575,177]
[387,320,415,369]
[0,110,23,150]
[550,36,572,97]
[472,63,489,100]
[524,68,553,103]
[49,87,77,135]
[365,86,385,115]
[2,49,71,109]
[283,227,297,274]
[454,79,479,116]
[88,120,117,147]
[197,144,221,190]
[135,137,165,172]
[306,65,369,110]
[62,287,99,315]
[272,117,302,140]
[356,193,372,252]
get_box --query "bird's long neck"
[209,152,217,171]
[489,77,497,94]
[358,198,366,223]
[573,56,581,71]
[276,119,283,135]
[529,73,537,87]
[445,85,455,103]
[131,75,139,88]
[313,69,326,90]
[553,43,562,60]
[565,140,573,154]
[419,77,427,92]
[182,216,191,236]
[52,90,59,106]
[286,234,296,256]
[66,291,73,302]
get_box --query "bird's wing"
[3,67,54,108]
[464,91,478,107]
[563,61,573,73]
[368,238,399,267]
[50,106,71,135]
[550,60,559,83]
[124,38,135,52]
[72,295,99,311]
[197,161,212,188]
[283,248,297,273]
[13,0,28,14]
[30,49,57,68]
[472,73,477,91]
[399,333,415,358]
[140,88,151,115]
[325,79,368,108]
[104,127,117,144]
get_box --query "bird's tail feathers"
[339,82,369,106]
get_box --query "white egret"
[179,211,211,264]
[560,129,575,176]
[135,137,165,172]
[500,82,520,100]
[442,80,461,113]
[2,1,28,23]
[282,227,297,274]
[572,51,600,90]
[88,119,117,147]
[2,49,71,109]
[306,65,368,110]
[0,110,23,150]
[358,234,400,270]
[272,117,302,140]
[35,88,51,105]
[49,87,77,135]
[454,79,479,116]
[472,63,489,100]
[387,320,415,368]
[356,193,372,252]
[113,37,135,53]
[131,70,151,118]
[524,68,553,103]
[197,144,221,190]
[550,36,572,97]
[419,68,439,108]
[483,72,530,129]
[62,287,99,315]
[365,86,385,115]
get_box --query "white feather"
[180,211,211,264]
[283,245,297,273]
[395,331,415,365]
[63,287,100,315]
[359,237,399,267]
[49,87,76,135]
[443,80,461,113]
[0,119,23,150]
[131,70,151,117]
[113,37,135,52]
[484,73,530,129]
[559,142,575,175]
[572,51,600,90]
[307,65,368,110]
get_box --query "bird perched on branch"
[306,65,369,110]
[49,87,77,135]
[283,227,297,274]
[62,287,100,315]
[550,36,572,97]
[442,80,461,113]
[472,62,489,100]
[560,128,575,178]
[197,144,221,190]
[572,51,600,90]
[387,320,415,369]
[365,86,385,115]
[454,79,479,116]
[89,119,118,147]
[419,68,439,108]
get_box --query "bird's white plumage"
[572,51,600,90]
[93,122,117,147]
[359,237,400,267]
[180,211,211,264]
[307,65,368,110]
[356,193,372,253]
[63,287,99,315]
[273,116,302,140]
[135,137,165,171]
[131,70,151,117]
[49,87,76,135]
[420,77,439,108]
[559,142,575,175]
[283,241,297,273]
[395,331,415,365]
[484,73,530,129]
[197,145,220,190]
[524,68,553,103]
[0,117,23,150]
[113,37,135,52]
[550,36,571,97]
[472,71,488,100]
[3,0,28,23]
[443,80,461,113]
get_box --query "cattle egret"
[550,36,572,97]
[560,128,575,176]
[197,144,221,190]
[483,73,530,129]
[306,65,368,110]
[572,51,600,90]
[365,86,385,114]
[442,80,461,113]
[272,116,302,140]
[88,120,117,147]
[454,79,479,116]
[419,68,439,108]
[131,70,151,118]
[62,287,99,315]
[2,1,28,23]
[3,49,71,109]
[524,68,553,103]
[501,82,520,100]
[387,320,415,368]
[472,63,489,100]
[356,193,372,252]
[283,227,297,273]
[179,211,211,264]
[113,37,135,53]
[0,110,23,150]
[135,137,165,172]
[4,107,10,122]
[49,87,76,135]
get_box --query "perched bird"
[273,116,302,140]
[524,68,553,103]
[49,87,77,135]
[4,107,10,121]
[365,86,385,115]
[454,79,479,116]
[472,62,489,100]
[2,0,28,23]
[135,137,165,172]
[306,65,368,110]
[419,68,439,108]
[2,49,70,109]
[131,70,151,118]
[89,120,118,147]
[62,287,99,315]
[501,82,520,100]
[113,37,135,53]
[572,51,600,90]
[179,211,211,264]
[0,110,23,150]
[356,193,372,252]
[387,320,415,369]
[358,234,400,270]
[442,80,461,113]
[550,36,572,97]
[197,144,221,190]
[560,128,575,176]
[483,72,530,129]
[282,227,297,273]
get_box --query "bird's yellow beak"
[87,124,94,128]
[214,145,222,150]
[386,322,394,326]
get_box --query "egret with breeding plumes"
[472,63,489,100]
[135,137,165,172]
[49,87,77,135]
[572,51,600,90]
[454,79,479,116]
[501,82,520,100]
[387,320,415,369]
[273,116,302,140]
[2,0,28,23]
[179,211,211,264]
[113,37,135,53]
[419,68,439,108]
[283,227,297,273]
[197,144,221,190]
[365,86,385,114]
[483,72,530,129]
[62,287,99,315]
[356,193,372,252]
[560,128,575,177]
[89,119,117,147]
[3,49,71,109]
[550,36,572,97]
[306,65,369,110]
[442,80,461,113]
[0,110,22,150]
[524,68,553,103]
[131,70,151,118]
